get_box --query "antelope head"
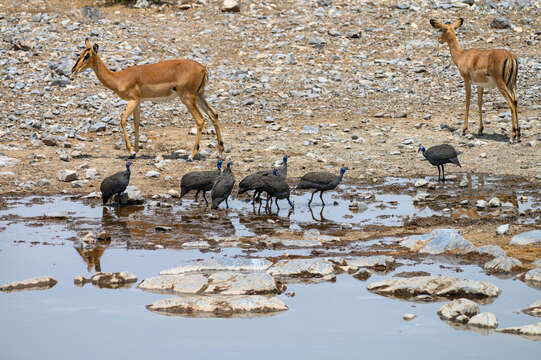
[429,18,463,44]
[72,38,99,74]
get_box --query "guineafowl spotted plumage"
[100,161,131,206]
[238,155,288,203]
[418,144,461,182]
[297,166,347,206]
[180,159,223,205]
[211,161,235,209]
[253,168,293,210]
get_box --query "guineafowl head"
[217,158,223,170]
[272,168,278,176]
[283,154,289,163]
[418,145,426,153]
[340,166,348,175]
[126,161,131,172]
[226,161,232,169]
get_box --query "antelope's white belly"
[145,92,177,103]
[473,76,497,89]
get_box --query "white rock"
[522,299,541,317]
[399,228,474,254]
[345,256,395,270]
[267,258,335,277]
[0,156,20,167]
[58,170,78,182]
[0,276,57,292]
[497,322,541,337]
[146,295,288,316]
[221,0,241,13]
[168,189,180,198]
[523,268,541,283]
[496,224,510,235]
[438,298,480,322]
[467,245,506,258]
[91,272,137,288]
[403,313,416,321]
[85,168,99,179]
[161,257,272,275]
[145,170,160,178]
[468,312,498,328]
[489,197,501,207]
[510,230,541,246]
[476,199,488,209]
[119,186,144,205]
[414,179,428,187]
[483,255,522,273]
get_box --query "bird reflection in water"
[309,206,327,222]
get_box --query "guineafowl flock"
[100,145,462,212]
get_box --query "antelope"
[72,39,225,160]
[429,18,520,142]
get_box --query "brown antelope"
[429,18,520,142]
[72,39,225,159]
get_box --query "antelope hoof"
[477,129,483,136]
[128,152,136,159]
[461,129,467,136]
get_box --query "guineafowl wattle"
[100,161,131,206]
[238,154,288,203]
[211,161,235,209]
[253,168,293,210]
[180,159,223,205]
[297,166,347,206]
[418,144,461,182]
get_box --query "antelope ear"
[429,19,443,29]
[93,44,99,54]
[85,38,91,48]
[453,18,464,29]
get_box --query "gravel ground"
[0,0,540,196]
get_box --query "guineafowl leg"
[116,193,121,207]
[225,196,229,208]
[275,198,280,211]
[319,191,325,206]
[441,165,446,182]
[437,165,441,182]
[202,191,209,206]
[308,191,317,206]
[194,190,200,202]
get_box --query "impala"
[72,39,225,159]
[429,18,520,142]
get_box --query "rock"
[145,170,160,178]
[438,298,480,322]
[91,272,137,288]
[267,258,335,278]
[476,200,488,209]
[489,197,501,207]
[262,238,322,248]
[522,299,541,317]
[403,313,416,321]
[119,186,145,205]
[414,179,428,187]
[221,0,240,13]
[345,256,395,271]
[496,322,541,338]
[523,268,541,283]
[483,256,522,273]
[467,245,506,258]
[58,170,78,182]
[92,122,106,132]
[146,295,288,317]
[468,312,498,329]
[85,168,99,179]
[459,179,468,187]
[412,191,430,203]
[367,275,501,300]
[42,135,58,146]
[510,230,541,246]
[168,189,180,198]
[0,276,57,292]
[0,156,20,167]
[161,257,272,275]
[399,228,474,254]
[139,274,208,293]
[352,269,372,281]
[490,17,512,29]
[134,0,150,8]
[496,224,510,235]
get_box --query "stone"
[58,170,78,182]
[523,268,541,283]
[496,224,510,235]
[345,256,395,271]
[483,256,522,273]
[399,228,474,254]
[522,299,541,317]
[467,245,506,258]
[0,156,20,167]
[221,0,240,13]
[510,230,541,246]
[42,135,58,146]
[85,168,99,179]
[119,186,144,205]
[0,276,57,292]
[468,312,498,329]
[496,322,541,337]
[262,238,322,248]
[415,179,428,187]
[145,170,160,178]
[489,197,501,207]
[91,272,137,288]
[476,200,488,209]
[367,275,501,300]
[490,17,511,29]
[403,313,416,321]
[146,295,288,317]
[161,257,272,275]
[267,258,335,278]
[438,298,480,322]
[168,189,180,198]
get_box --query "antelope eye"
[84,53,90,60]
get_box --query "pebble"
[496,224,510,235]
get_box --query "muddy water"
[1,176,540,359]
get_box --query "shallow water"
[1,176,540,359]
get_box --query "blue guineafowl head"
[217,158,223,170]
[272,168,278,176]
[283,154,289,163]
[126,161,131,171]
[226,161,232,168]
[418,145,426,153]
[340,166,348,175]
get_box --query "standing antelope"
[429,18,520,142]
[72,39,225,159]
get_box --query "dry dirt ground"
[0,1,540,261]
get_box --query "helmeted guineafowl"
[297,166,347,206]
[211,161,235,209]
[100,161,131,206]
[180,159,223,205]
[238,154,288,203]
[418,144,461,182]
[253,169,293,210]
